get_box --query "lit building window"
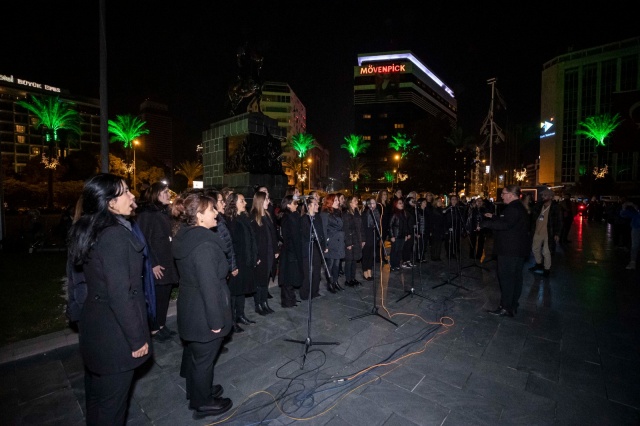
[17,135,26,144]
[394,123,405,129]
[15,124,25,133]
[32,147,40,155]
[363,135,371,141]
[363,114,372,119]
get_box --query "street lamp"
[307,157,312,191]
[133,139,139,193]
[394,154,400,184]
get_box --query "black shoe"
[334,281,344,291]
[529,263,543,272]
[345,280,355,287]
[233,324,244,333]
[152,330,171,342]
[352,279,362,286]
[264,302,275,314]
[255,304,267,316]
[240,314,256,324]
[236,316,252,325]
[191,397,233,419]
[326,283,337,294]
[267,292,273,299]
[159,326,177,338]
[365,276,373,281]
[487,308,513,317]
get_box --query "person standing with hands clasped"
[67,173,151,425]
[529,189,562,276]
[172,193,233,419]
[481,185,531,317]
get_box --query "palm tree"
[175,160,204,187]
[576,113,622,147]
[341,134,370,158]
[388,133,417,185]
[108,114,150,185]
[285,132,317,191]
[16,95,81,209]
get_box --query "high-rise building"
[540,37,640,192]
[353,51,459,193]
[0,73,100,173]
[249,81,328,190]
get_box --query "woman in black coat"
[388,198,409,271]
[319,193,345,293]
[136,181,180,340]
[250,191,280,315]
[300,197,327,300]
[361,197,383,281]
[431,198,447,261]
[172,193,233,419]
[67,173,150,425]
[277,195,302,308]
[343,195,364,286]
[225,193,257,332]
[376,190,392,241]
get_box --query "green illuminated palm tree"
[175,160,203,187]
[384,170,395,183]
[108,114,149,184]
[388,133,416,159]
[341,134,370,158]
[576,113,622,147]
[285,132,318,191]
[16,95,81,209]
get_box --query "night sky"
[3,1,637,178]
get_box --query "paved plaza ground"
[1,216,639,425]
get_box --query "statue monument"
[201,42,287,198]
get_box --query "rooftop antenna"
[480,78,506,195]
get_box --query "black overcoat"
[343,209,363,261]
[172,226,233,342]
[251,215,278,288]
[320,210,345,259]
[226,213,257,295]
[481,200,531,258]
[135,203,179,285]
[278,210,303,288]
[79,219,151,375]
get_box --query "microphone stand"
[285,195,338,369]
[433,205,470,291]
[462,204,489,272]
[397,205,432,302]
[349,206,397,326]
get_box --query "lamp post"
[307,157,312,191]
[133,139,139,193]
[394,154,400,184]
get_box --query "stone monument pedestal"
[201,112,287,199]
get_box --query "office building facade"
[540,37,640,193]
[353,51,458,193]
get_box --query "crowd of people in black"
[64,174,639,424]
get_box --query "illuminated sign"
[0,73,61,93]
[359,63,407,75]
[540,117,555,139]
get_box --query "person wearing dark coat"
[319,194,345,293]
[376,190,392,242]
[444,195,466,260]
[300,197,327,300]
[389,198,409,271]
[135,181,180,340]
[278,195,303,307]
[402,196,418,267]
[250,191,280,315]
[467,197,488,260]
[225,193,257,332]
[67,174,150,426]
[430,198,446,261]
[361,197,379,280]
[172,193,233,419]
[343,195,364,286]
[481,185,532,317]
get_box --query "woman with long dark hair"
[376,190,391,242]
[136,181,179,341]
[361,197,382,281]
[224,193,257,332]
[388,198,409,272]
[250,191,279,314]
[67,173,150,425]
[343,195,364,286]
[172,193,233,419]
[319,193,345,293]
[277,195,302,307]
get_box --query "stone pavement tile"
[527,310,564,342]
[361,379,450,425]
[412,374,503,425]
[482,321,527,369]
[449,318,499,358]
[440,410,489,425]
[526,373,640,425]
[559,354,606,397]
[517,335,561,382]
[382,364,426,392]
[606,378,640,410]
[18,387,85,426]
[15,358,71,402]
[470,359,529,389]
[594,324,640,361]
[322,392,395,426]
[465,373,556,422]
[130,367,186,421]
[333,322,391,361]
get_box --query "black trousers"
[496,255,525,312]
[184,338,223,408]
[154,284,174,329]
[300,251,322,300]
[85,368,135,426]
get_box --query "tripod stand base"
[432,273,470,291]
[285,337,340,369]
[462,262,490,272]
[349,306,397,326]
[396,288,434,303]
